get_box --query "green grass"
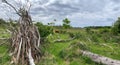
[0,27,120,65]
[0,45,10,65]
[0,28,10,65]
[0,28,10,38]
[40,33,105,65]
[44,28,120,63]
[88,43,120,60]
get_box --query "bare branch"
[2,0,21,16]
[2,0,41,65]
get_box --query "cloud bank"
[0,0,120,27]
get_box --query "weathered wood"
[53,37,75,43]
[2,0,41,65]
[81,50,120,65]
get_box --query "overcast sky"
[0,0,120,27]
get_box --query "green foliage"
[35,22,53,38]
[62,18,71,29]
[0,45,10,65]
[9,19,17,27]
[68,32,75,38]
[0,18,7,28]
[0,18,6,25]
[0,23,120,65]
[112,17,120,34]
[58,41,89,60]
[85,27,91,33]
[85,26,111,29]
[99,28,110,34]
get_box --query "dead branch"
[2,0,42,65]
[2,0,21,16]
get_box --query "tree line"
[1,17,120,34]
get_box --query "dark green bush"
[35,22,53,38]
[99,28,110,34]
[68,33,75,38]
[112,17,120,34]
[85,27,91,33]
[60,30,67,34]
[0,18,8,28]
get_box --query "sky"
[0,0,120,27]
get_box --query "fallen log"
[81,50,120,65]
[53,37,75,43]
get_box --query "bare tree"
[2,0,41,65]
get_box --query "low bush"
[35,22,53,38]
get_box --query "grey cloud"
[111,0,120,3]
[0,0,120,27]
[30,0,108,18]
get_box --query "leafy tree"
[112,17,120,34]
[62,18,71,29]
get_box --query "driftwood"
[81,50,120,65]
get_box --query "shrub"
[85,27,91,33]
[68,33,75,38]
[99,28,110,34]
[35,22,53,38]
[0,18,7,28]
[112,17,120,34]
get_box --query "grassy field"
[0,28,10,65]
[39,33,104,65]
[0,26,120,65]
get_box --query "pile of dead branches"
[2,0,41,65]
[10,9,41,65]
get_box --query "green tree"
[62,18,71,29]
[112,17,120,34]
